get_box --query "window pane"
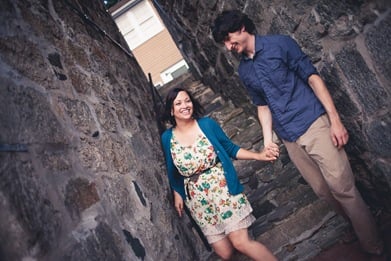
[124,29,141,49]
[116,14,134,34]
[133,1,152,23]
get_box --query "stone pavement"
[311,212,391,261]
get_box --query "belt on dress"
[185,160,221,200]
[185,172,202,200]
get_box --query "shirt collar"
[242,35,263,60]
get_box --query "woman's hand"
[261,143,279,161]
[173,191,184,217]
[236,143,279,162]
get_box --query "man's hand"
[330,120,349,149]
[262,143,279,161]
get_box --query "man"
[211,10,385,258]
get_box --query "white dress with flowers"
[170,131,255,243]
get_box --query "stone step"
[256,200,347,260]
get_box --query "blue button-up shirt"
[238,35,325,142]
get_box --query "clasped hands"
[261,143,279,161]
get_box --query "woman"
[161,88,278,261]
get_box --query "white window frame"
[113,0,164,50]
[160,60,189,84]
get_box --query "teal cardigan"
[161,117,243,200]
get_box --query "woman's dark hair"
[211,10,256,43]
[162,88,204,126]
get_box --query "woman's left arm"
[208,118,279,161]
[236,146,279,162]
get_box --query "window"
[114,0,164,49]
[160,60,189,84]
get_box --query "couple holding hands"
[160,10,384,261]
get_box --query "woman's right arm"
[162,130,184,216]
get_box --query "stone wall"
[1,0,390,260]
[155,0,391,208]
[0,0,206,260]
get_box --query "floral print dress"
[171,132,255,243]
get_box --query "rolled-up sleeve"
[283,36,318,82]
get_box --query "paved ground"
[311,211,391,261]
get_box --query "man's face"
[223,27,247,54]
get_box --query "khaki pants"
[283,114,383,254]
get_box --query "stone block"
[365,112,391,157]
[336,47,387,114]
[65,177,100,218]
[257,200,339,257]
[365,14,391,87]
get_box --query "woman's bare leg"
[211,237,234,260]
[228,228,277,261]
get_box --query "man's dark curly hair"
[162,88,204,127]
[211,10,256,43]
